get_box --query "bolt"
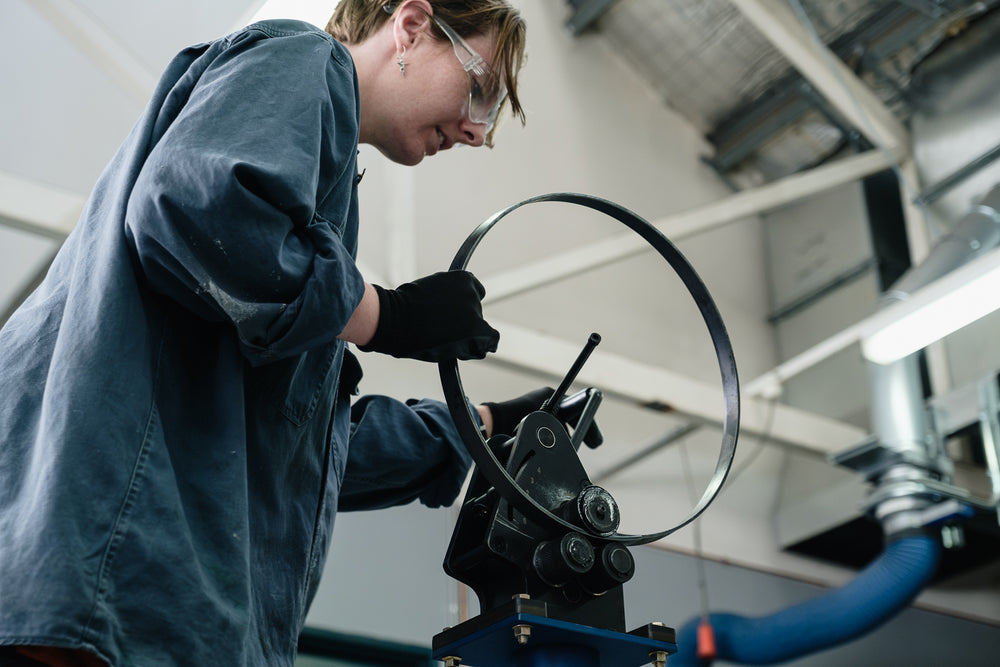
[512,593,531,600]
[650,650,668,667]
[513,623,532,646]
[490,536,507,554]
[442,656,462,667]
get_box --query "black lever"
[558,387,604,449]
[542,332,601,413]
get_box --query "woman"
[0,1,527,665]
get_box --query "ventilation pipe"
[669,184,1000,666]
[670,535,940,666]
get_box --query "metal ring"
[439,193,740,546]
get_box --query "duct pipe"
[866,183,1000,476]
[866,355,944,473]
[669,534,941,666]
[883,183,1000,302]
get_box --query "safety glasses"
[430,13,507,136]
[384,4,507,137]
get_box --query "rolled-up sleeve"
[124,27,364,365]
[340,396,476,511]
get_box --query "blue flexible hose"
[670,535,941,666]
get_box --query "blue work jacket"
[0,20,472,667]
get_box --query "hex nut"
[513,624,532,646]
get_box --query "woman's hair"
[326,1,527,142]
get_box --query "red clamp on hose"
[696,617,717,661]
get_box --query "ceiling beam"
[742,321,866,399]
[728,0,910,154]
[0,170,83,240]
[486,320,866,456]
[482,149,895,304]
[29,0,155,104]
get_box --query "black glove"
[359,270,499,362]
[483,387,554,438]
[484,387,604,446]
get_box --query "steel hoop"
[438,192,740,546]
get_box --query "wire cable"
[725,394,778,485]
[679,441,711,620]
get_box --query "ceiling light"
[861,244,1000,365]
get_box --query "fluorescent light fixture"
[861,244,1000,365]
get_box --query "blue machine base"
[432,610,677,667]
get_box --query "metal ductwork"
[848,184,1000,538]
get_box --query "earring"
[396,46,407,77]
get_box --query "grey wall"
[306,503,460,646]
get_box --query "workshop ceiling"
[567,0,998,186]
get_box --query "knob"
[567,485,620,537]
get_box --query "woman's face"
[374,29,499,166]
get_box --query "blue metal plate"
[432,612,677,667]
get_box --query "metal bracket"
[833,372,1000,530]
[432,596,676,667]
